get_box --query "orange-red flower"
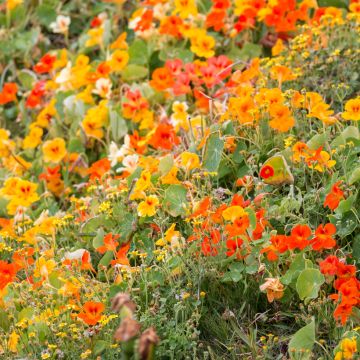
[311,223,336,251]
[288,224,311,250]
[0,83,18,105]
[324,181,345,211]
[149,123,180,150]
[97,233,120,254]
[260,165,274,179]
[78,301,105,325]
[87,158,111,180]
[0,261,18,290]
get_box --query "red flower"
[319,255,340,276]
[33,54,57,74]
[311,223,336,251]
[260,165,274,179]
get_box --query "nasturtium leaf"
[18,307,34,321]
[48,272,62,289]
[260,155,294,185]
[0,310,10,331]
[288,319,315,360]
[93,340,109,356]
[110,109,127,142]
[122,64,149,82]
[306,133,327,150]
[159,155,174,176]
[17,69,36,90]
[129,39,149,65]
[331,126,359,147]
[349,166,360,185]
[93,228,105,249]
[296,269,324,301]
[98,251,113,268]
[163,185,188,217]
[202,132,224,173]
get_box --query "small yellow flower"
[42,137,67,163]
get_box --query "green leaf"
[122,64,149,82]
[318,0,348,8]
[228,43,262,62]
[36,4,57,27]
[163,185,188,217]
[48,272,62,289]
[18,307,34,321]
[307,133,326,150]
[296,269,324,301]
[110,109,127,142]
[159,155,174,176]
[282,254,313,286]
[0,309,10,331]
[349,167,360,185]
[288,319,315,360]
[93,340,109,356]
[331,126,359,147]
[129,40,149,65]
[202,132,224,173]
[17,70,36,90]
[93,228,105,249]
[98,251,113,268]
[335,196,355,215]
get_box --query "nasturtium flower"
[50,15,71,34]
[222,206,245,222]
[7,331,19,353]
[23,127,43,149]
[0,83,18,105]
[260,278,285,303]
[110,50,129,71]
[342,98,360,121]
[78,302,105,326]
[334,338,358,360]
[174,0,198,19]
[190,32,216,58]
[181,152,200,170]
[42,138,67,163]
[137,195,159,217]
[324,181,345,211]
[34,257,56,279]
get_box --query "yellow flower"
[23,127,43,149]
[137,195,159,217]
[85,27,104,48]
[34,257,56,279]
[222,206,245,222]
[42,138,67,163]
[335,338,358,360]
[161,167,180,185]
[110,50,129,72]
[8,331,19,353]
[181,152,200,170]
[134,170,152,192]
[0,128,15,157]
[82,102,108,139]
[173,0,198,19]
[156,223,180,246]
[342,98,360,121]
[190,31,215,58]
[6,0,23,11]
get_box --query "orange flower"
[150,67,174,92]
[324,181,344,211]
[260,278,285,303]
[87,158,111,180]
[97,233,120,254]
[0,261,18,290]
[149,123,180,150]
[111,242,131,267]
[78,301,105,325]
[0,83,18,105]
